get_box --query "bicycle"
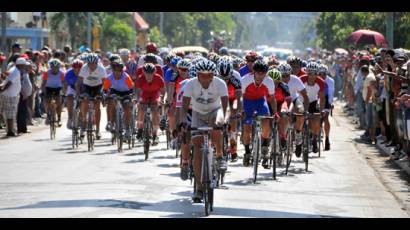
[269,115,279,180]
[191,126,217,216]
[71,97,81,149]
[142,103,154,160]
[285,112,296,175]
[215,123,229,186]
[111,94,130,153]
[48,95,57,140]
[130,96,138,149]
[83,95,100,152]
[250,115,274,184]
[318,112,325,157]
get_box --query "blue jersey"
[162,65,169,76]
[239,65,250,77]
[165,68,179,83]
[64,69,78,89]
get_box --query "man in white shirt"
[0,58,25,136]
[76,53,107,139]
[182,59,228,203]
[318,64,335,150]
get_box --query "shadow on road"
[0,198,351,218]
[122,159,145,164]
[156,163,180,168]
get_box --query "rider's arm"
[182,96,191,121]
[234,90,242,114]
[75,76,83,96]
[319,91,325,112]
[221,96,229,121]
[268,95,278,114]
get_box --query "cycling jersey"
[222,70,242,101]
[79,63,107,87]
[239,65,251,77]
[136,64,164,78]
[274,82,291,105]
[176,79,192,108]
[300,75,325,103]
[296,69,306,77]
[324,76,335,106]
[103,72,134,93]
[43,70,65,88]
[241,73,275,100]
[183,77,228,115]
[164,68,179,83]
[64,68,78,90]
[135,73,165,103]
[125,60,138,77]
[286,75,306,100]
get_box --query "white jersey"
[286,75,306,100]
[79,63,107,87]
[137,54,164,67]
[183,77,228,115]
[176,79,192,108]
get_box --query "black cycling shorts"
[45,87,61,99]
[324,95,331,110]
[108,89,132,103]
[308,101,320,114]
[81,84,102,99]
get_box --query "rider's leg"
[94,100,101,131]
[66,96,73,120]
[192,135,204,192]
[123,101,132,128]
[136,103,144,138]
[151,104,159,137]
[107,98,115,125]
[56,95,62,122]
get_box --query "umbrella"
[346,29,388,47]
[335,48,348,55]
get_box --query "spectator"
[17,61,32,134]
[362,65,377,144]
[0,58,25,137]
[7,43,22,64]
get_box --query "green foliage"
[100,13,134,51]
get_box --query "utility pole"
[1,12,7,54]
[159,12,164,38]
[87,12,91,50]
[386,12,394,48]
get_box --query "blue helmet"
[170,56,182,66]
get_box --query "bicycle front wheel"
[253,135,260,184]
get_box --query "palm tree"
[50,12,100,50]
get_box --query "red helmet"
[71,59,84,69]
[146,42,158,54]
[245,51,257,62]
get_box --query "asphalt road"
[0,105,409,218]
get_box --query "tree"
[99,13,134,51]
[50,12,90,49]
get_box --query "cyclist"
[277,63,310,157]
[299,62,326,154]
[239,51,257,76]
[163,56,182,148]
[119,48,138,81]
[287,56,306,77]
[136,53,164,78]
[76,53,107,140]
[182,59,228,202]
[318,64,334,151]
[103,59,134,138]
[267,68,292,152]
[216,57,242,162]
[176,65,195,181]
[41,59,65,127]
[63,59,83,129]
[241,60,278,168]
[137,42,164,67]
[232,57,244,72]
[135,63,166,146]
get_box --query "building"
[1,12,56,52]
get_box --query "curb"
[335,101,410,177]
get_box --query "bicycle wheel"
[87,112,94,151]
[272,127,277,180]
[303,126,309,172]
[131,106,136,148]
[116,108,122,152]
[253,134,260,184]
[318,125,323,158]
[166,128,170,150]
[203,153,210,216]
[285,129,293,175]
[143,117,150,160]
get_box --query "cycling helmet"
[252,59,269,73]
[245,51,257,62]
[177,59,191,69]
[277,63,292,75]
[119,48,130,57]
[109,54,121,62]
[146,42,158,54]
[301,60,307,68]
[217,58,233,77]
[165,54,175,63]
[219,47,229,55]
[318,64,328,75]
[188,65,197,78]
[142,63,156,74]
[170,56,182,66]
[71,59,84,69]
[86,53,99,64]
[49,59,62,69]
[78,53,89,62]
[232,57,244,68]
[175,50,185,58]
[209,53,220,64]
[144,53,157,64]
[111,59,124,69]
[195,59,216,74]
[287,56,302,65]
[267,68,282,81]
[306,61,319,74]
